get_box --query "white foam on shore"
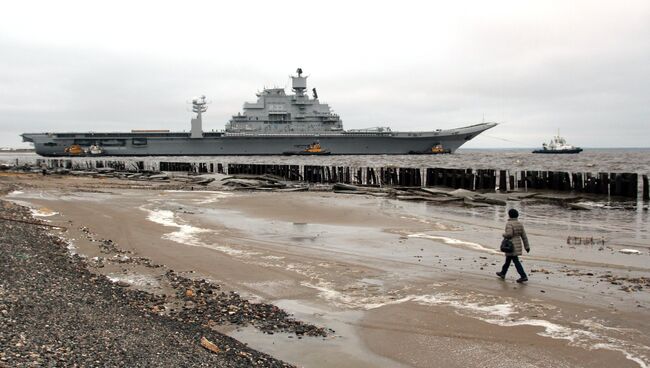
[145,209,210,246]
[399,216,463,231]
[161,190,233,205]
[417,295,649,367]
[592,343,649,368]
[301,281,413,310]
[65,239,78,254]
[30,208,59,218]
[578,318,637,333]
[141,206,259,258]
[619,249,642,255]
[108,274,160,288]
[196,192,233,205]
[164,190,230,194]
[407,233,499,254]
[262,255,285,260]
[301,281,649,368]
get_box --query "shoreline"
[1,172,649,367]
[0,199,300,367]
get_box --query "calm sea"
[2,148,649,174]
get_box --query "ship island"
[21,69,497,156]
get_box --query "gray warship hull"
[22,123,496,157]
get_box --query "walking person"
[496,209,530,283]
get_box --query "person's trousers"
[501,256,527,278]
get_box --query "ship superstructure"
[22,68,497,156]
[226,68,343,134]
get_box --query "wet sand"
[2,173,649,367]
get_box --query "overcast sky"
[1,0,648,148]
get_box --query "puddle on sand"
[227,299,408,368]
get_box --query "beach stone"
[332,183,358,191]
[568,203,591,211]
[448,188,478,199]
[0,199,297,367]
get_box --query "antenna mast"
[190,95,209,139]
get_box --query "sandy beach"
[2,172,649,367]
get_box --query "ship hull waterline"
[22,123,497,157]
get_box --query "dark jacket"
[503,218,530,256]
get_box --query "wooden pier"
[35,158,649,200]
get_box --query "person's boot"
[516,277,528,283]
[496,272,505,279]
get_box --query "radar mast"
[190,95,209,139]
[291,67,307,97]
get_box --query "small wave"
[301,281,413,310]
[30,207,59,218]
[399,216,463,230]
[407,233,499,254]
[141,206,259,258]
[301,281,649,368]
[143,208,210,246]
[164,190,232,196]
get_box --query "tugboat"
[408,144,451,155]
[63,143,105,156]
[532,133,583,154]
[283,141,331,155]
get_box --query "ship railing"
[222,132,394,137]
[348,127,392,133]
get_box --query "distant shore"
[0,148,33,153]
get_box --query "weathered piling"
[476,169,496,191]
[499,170,507,192]
[160,162,193,172]
[599,173,609,195]
[30,157,648,200]
[228,164,300,181]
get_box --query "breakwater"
[29,158,649,200]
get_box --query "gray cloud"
[1,1,649,148]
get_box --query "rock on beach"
[0,200,294,367]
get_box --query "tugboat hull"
[532,148,583,154]
[282,151,331,156]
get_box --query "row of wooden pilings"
[38,159,649,200]
[228,164,647,199]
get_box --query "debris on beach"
[200,336,222,354]
[74,212,331,338]
[567,203,591,211]
[567,236,606,246]
[599,274,649,292]
[530,268,553,274]
[165,270,330,337]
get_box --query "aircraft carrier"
[21,69,496,156]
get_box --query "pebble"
[0,199,297,367]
